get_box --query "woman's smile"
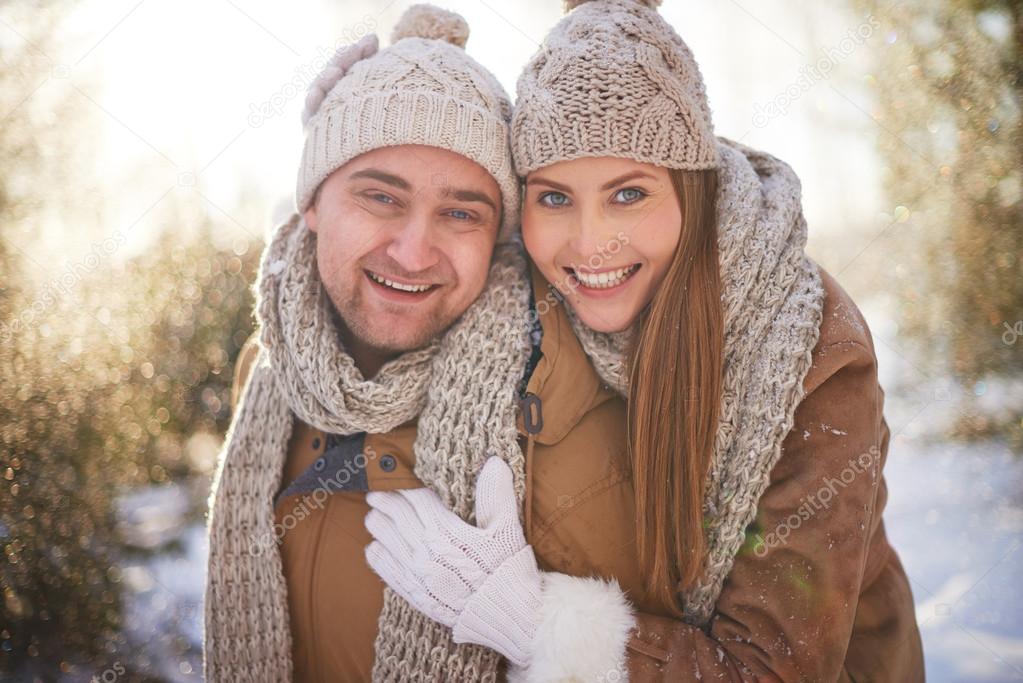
[564,263,642,296]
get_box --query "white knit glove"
[364,455,543,666]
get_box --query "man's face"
[304,144,502,354]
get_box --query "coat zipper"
[519,392,543,546]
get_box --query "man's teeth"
[368,271,432,293]
[573,264,639,289]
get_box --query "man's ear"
[304,203,318,233]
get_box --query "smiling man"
[304,144,504,378]
[203,5,525,682]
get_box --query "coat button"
[379,454,397,472]
[312,437,321,450]
[313,456,326,472]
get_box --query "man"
[203,5,528,681]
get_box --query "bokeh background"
[1,0,1020,681]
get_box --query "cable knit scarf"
[567,137,826,627]
[204,213,533,681]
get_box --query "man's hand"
[364,455,543,666]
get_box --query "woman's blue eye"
[539,191,570,208]
[615,188,645,204]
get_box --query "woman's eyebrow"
[599,170,657,191]
[526,176,572,192]
[527,171,657,193]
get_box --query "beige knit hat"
[296,4,519,241]
[512,0,720,176]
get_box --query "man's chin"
[365,333,439,354]
[355,317,452,354]
[331,296,458,355]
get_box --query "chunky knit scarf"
[204,213,533,681]
[567,137,826,627]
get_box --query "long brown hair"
[627,168,722,618]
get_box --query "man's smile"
[364,269,441,301]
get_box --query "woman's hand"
[364,455,543,666]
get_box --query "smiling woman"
[523,157,690,333]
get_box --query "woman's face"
[522,157,682,333]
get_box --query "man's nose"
[384,213,441,274]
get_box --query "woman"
[364,1,926,680]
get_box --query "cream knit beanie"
[296,4,519,241]
[512,0,720,175]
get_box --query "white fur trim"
[507,572,636,683]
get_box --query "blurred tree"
[0,2,124,674]
[1,3,261,679]
[853,0,1022,446]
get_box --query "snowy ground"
[885,438,1023,681]
[108,481,208,681]
[869,298,1023,682]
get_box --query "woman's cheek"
[636,208,682,268]
[522,215,557,268]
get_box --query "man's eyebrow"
[440,186,498,213]
[348,168,412,191]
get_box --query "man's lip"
[365,269,439,289]
[363,270,441,302]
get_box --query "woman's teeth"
[367,271,432,293]
[572,264,640,289]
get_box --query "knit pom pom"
[391,4,469,48]
[563,0,662,11]
[301,33,379,128]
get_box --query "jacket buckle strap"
[520,392,543,436]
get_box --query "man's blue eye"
[615,188,645,203]
[372,193,394,204]
[539,192,569,207]
[449,209,471,220]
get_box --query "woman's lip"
[563,264,641,298]
[562,264,641,276]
